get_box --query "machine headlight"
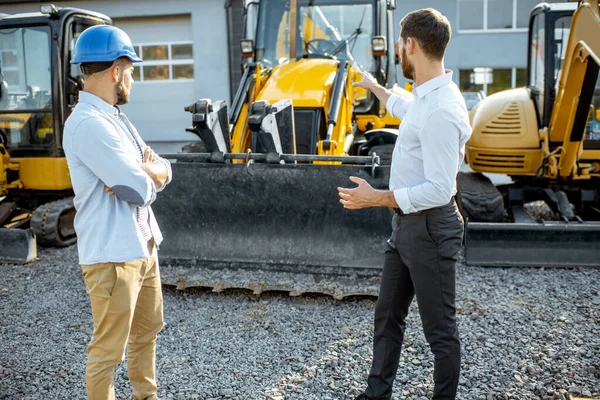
[240,39,254,58]
[40,4,59,16]
[371,36,386,57]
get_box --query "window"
[0,25,54,150]
[69,22,97,81]
[458,0,545,32]
[585,74,600,141]
[132,42,194,82]
[458,0,484,30]
[553,15,572,86]
[488,0,513,29]
[529,12,545,93]
[460,67,527,95]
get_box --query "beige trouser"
[81,243,163,400]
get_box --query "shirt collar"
[412,69,453,99]
[78,91,120,116]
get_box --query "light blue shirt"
[386,71,472,214]
[63,91,172,265]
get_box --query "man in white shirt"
[338,8,471,400]
[64,25,171,400]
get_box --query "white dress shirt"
[386,70,472,214]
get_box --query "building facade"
[0,0,233,153]
[394,0,566,95]
[0,0,567,151]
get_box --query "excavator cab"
[224,0,402,159]
[0,6,110,263]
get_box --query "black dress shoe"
[354,394,371,400]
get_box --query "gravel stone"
[0,246,599,399]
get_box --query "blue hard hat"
[71,25,142,64]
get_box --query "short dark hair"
[81,56,131,77]
[400,8,451,61]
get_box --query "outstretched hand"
[337,176,375,210]
[352,71,378,91]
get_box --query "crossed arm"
[73,118,171,206]
[104,147,170,196]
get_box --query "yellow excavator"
[0,5,110,263]
[152,0,408,294]
[458,0,600,266]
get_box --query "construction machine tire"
[457,172,504,222]
[368,144,394,165]
[30,197,77,247]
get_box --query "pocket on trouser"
[386,215,400,251]
[81,263,119,298]
[424,210,464,261]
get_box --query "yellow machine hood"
[257,58,339,108]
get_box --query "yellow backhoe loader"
[0,5,110,263]
[153,0,600,295]
[458,0,600,267]
[153,0,408,296]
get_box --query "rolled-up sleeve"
[73,118,156,207]
[395,109,461,213]
[386,93,413,120]
[155,157,172,192]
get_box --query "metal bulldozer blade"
[152,160,392,297]
[465,221,600,267]
[0,228,37,264]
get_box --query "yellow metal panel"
[257,59,337,108]
[467,147,543,176]
[14,158,72,190]
[581,149,600,177]
[469,88,540,150]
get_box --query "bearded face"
[115,69,131,106]
[400,44,415,81]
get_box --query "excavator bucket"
[152,156,392,295]
[0,228,37,264]
[465,221,600,267]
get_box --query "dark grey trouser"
[364,200,464,400]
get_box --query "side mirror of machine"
[371,36,386,58]
[241,39,254,59]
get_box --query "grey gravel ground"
[1,245,599,400]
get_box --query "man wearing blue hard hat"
[63,24,172,400]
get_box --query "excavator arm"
[547,0,600,178]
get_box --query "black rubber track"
[30,197,76,247]
[456,171,504,222]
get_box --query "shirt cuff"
[393,187,414,215]
[386,94,401,118]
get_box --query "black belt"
[392,207,423,216]
[392,196,456,217]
